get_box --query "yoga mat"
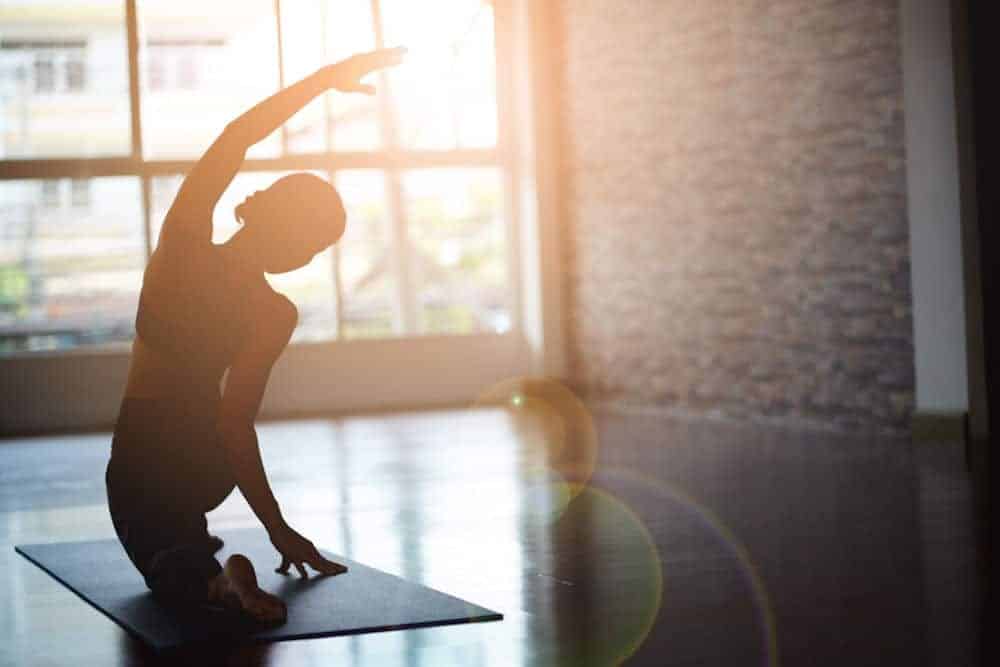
[15,530,502,652]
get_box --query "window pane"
[381,0,498,149]
[0,178,144,354]
[150,171,337,343]
[279,0,380,153]
[150,173,247,247]
[402,168,508,335]
[336,170,396,338]
[0,1,131,158]
[140,0,280,159]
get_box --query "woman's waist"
[125,337,226,397]
[129,346,234,380]
[112,393,222,453]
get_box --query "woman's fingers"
[309,553,348,576]
[274,536,347,578]
[275,554,308,578]
[362,46,407,71]
[330,47,405,94]
[348,47,406,77]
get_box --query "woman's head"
[234,172,346,273]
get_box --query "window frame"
[0,0,522,349]
[0,0,567,434]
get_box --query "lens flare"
[475,377,599,504]
[517,467,577,525]
[597,467,781,667]
[553,485,664,666]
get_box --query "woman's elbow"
[221,117,259,149]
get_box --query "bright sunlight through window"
[0,0,512,353]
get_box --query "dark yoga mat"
[15,530,502,652]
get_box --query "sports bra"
[134,245,251,386]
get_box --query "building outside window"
[65,53,85,91]
[32,53,54,92]
[70,178,90,208]
[40,179,59,207]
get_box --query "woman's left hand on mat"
[269,522,348,578]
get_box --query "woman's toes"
[238,589,286,624]
[249,593,286,623]
[269,600,288,622]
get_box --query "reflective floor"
[0,408,982,666]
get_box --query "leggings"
[106,398,236,607]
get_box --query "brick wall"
[554,0,914,434]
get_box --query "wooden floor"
[0,407,982,666]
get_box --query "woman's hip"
[108,398,234,511]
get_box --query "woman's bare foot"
[208,554,287,624]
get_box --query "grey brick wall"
[554,0,914,434]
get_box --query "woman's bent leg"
[145,538,223,607]
[107,472,219,607]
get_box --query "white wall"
[900,0,968,415]
[0,334,530,434]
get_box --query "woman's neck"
[220,229,266,281]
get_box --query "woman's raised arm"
[159,47,406,249]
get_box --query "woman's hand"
[269,522,348,578]
[324,47,407,95]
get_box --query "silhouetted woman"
[105,47,405,624]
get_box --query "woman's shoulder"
[146,237,214,281]
[141,244,241,320]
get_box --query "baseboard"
[910,410,968,442]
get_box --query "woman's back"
[123,244,252,402]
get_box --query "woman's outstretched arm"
[217,297,345,577]
[159,47,406,249]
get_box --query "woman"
[105,47,406,624]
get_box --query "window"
[1,20,129,158]
[146,50,166,90]
[402,168,508,334]
[66,54,85,91]
[33,54,55,92]
[175,53,197,90]
[336,170,396,338]
[0,0,515,354]
[40,180,60,208]
[70,178,91,208]
[0,178,145,354]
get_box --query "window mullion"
[125,0,152,260]
[125,0,143,163]
[370,0,415,335]
[274,0,288,154]
[320,0,334,152]
[319,1,342,339]
[385,170,414,335]
[493,0,522,334]
[333,232,344,339]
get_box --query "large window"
[0,0,512,353]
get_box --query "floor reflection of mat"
[15,530,502,652]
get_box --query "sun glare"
[377,0,498,148]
